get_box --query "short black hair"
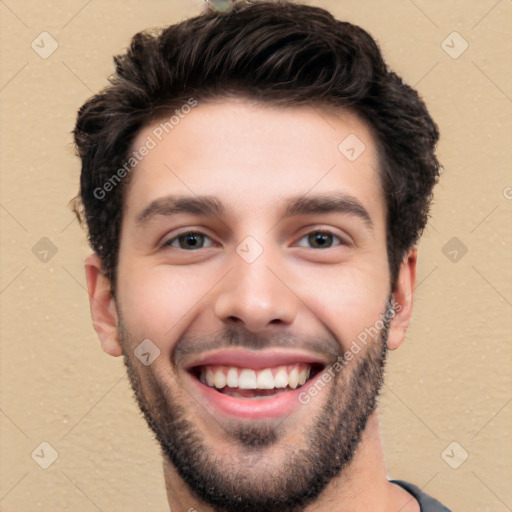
[72,0,440,294]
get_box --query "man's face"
[113,99,395,511]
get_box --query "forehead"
[124,99,384,228]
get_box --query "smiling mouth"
[189,363,324,399]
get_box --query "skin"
[85,98,420,511]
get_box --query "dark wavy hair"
[72,0,440,295]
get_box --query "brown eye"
[296,231,343,249]
[162,232,213,250]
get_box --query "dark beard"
[120,302,391,512]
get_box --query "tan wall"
[1,1,510,511]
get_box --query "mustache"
[172,325,344,368]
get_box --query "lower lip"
[186,370,323,420]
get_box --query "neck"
[163,410,418,511]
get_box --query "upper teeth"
[200,365,311,390]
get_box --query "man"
[72,1,451,510]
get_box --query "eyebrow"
[283,193,373,230]
[135,193,373,231]
[136,195,224,226]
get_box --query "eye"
[295,230,345,249]
[161,231,215,250]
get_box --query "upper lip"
[184,348,329,371]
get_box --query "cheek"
[294,263,389,350]
[117,263,215,342]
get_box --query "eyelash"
[160,229,347,250]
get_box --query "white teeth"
[213,369,226,388]
[274,367,288,388]
[239,369,257,389]
[205,368,215,387]
[256,369,275,389]
[288,367,299,389]
[226,367,238,388]
[298,367,310,386]
[199,364,314,391]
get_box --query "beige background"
[1,1,511,511]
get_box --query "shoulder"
[389,480,453,512]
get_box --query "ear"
[84,253,123,357]
[386,248,417,351]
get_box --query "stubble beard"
[119,303,392,512]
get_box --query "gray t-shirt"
[391,480,453,511]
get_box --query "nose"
[214,248,299,333]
